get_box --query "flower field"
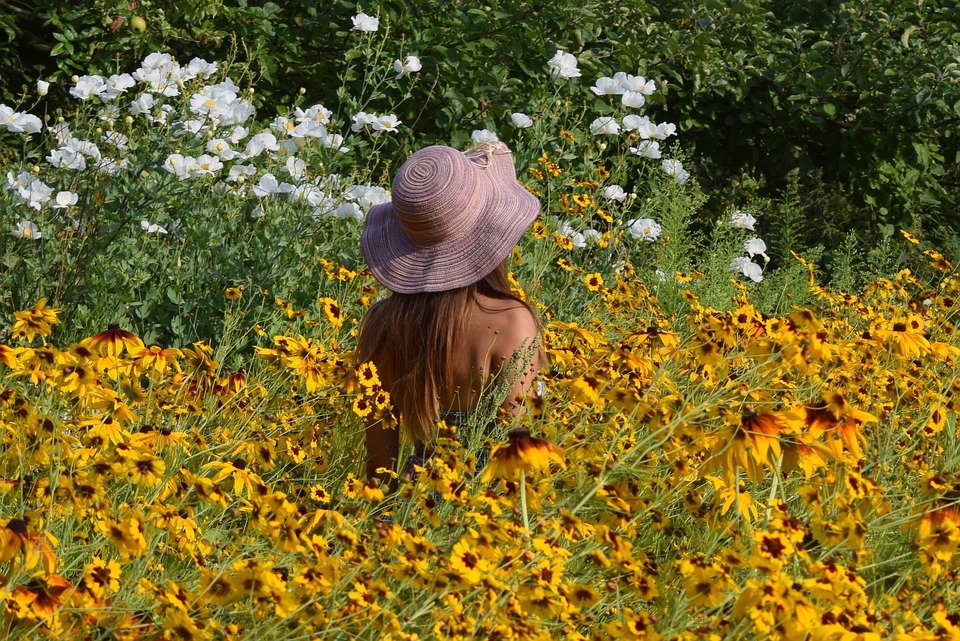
[2,13,960,640]
[3,247,960,639]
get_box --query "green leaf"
[822,103,836,117]
[166,287,183,306]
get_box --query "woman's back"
[441,292,539,414]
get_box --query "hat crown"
[391,146,485,247]
[360,142,541,293]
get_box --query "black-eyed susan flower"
[356,361,380,389]
[573,193,593,208]
[447,538,493,585]
[353,395,372,418]
[584,272,604,292]
[603,608,660,640]
[126,453,166,487]
[82,555,121,599]
[82,324,144,358]
[876,315,931,358]
[318,296,345,329]
[0,344,20,369]
[10,298,61,342]
[482,428,565,482]
[98,513,147,558]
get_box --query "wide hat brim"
[360,146,540,294]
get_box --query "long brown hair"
[357,262,537,443]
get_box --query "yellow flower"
[447,538,493,585]
[99,513,148,558]
[224,286,244,300]
[604,608,660,640]
[356,361,380,389]
[573,193,593,208]
[81,324,144,358]
[197,568,239,606]
[125,453,166,487]
[875,315,930,358]
[318,296,345,329]
[0,344,19,368]
[584,272,604,292]
[900,229,920,244]
[83,555,121,598]
[353,395,372,417]
[482,428,565,482]
[10,298,61,342]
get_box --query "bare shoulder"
[473,294,539,357]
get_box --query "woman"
[357,141,542,482]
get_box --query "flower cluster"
[729,210,768,283]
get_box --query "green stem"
[519,470,530,533]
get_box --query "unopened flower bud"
[36,80,49,96]
[71,75,79,83]
[299,87,306,95]
[31,165,40,174]
[125,115,134,125]
[598,142,607,151]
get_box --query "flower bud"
[140,170,150,179]
[299,87,306,95]
[125,115,134,124]
[31,165,40,174]
[71,75,79,83]
[598,142,607,151]
[36,80,49,96]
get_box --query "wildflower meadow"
[1,5,960,640]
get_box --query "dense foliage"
[2,0,957,243]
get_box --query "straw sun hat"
[360,142,540,294]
